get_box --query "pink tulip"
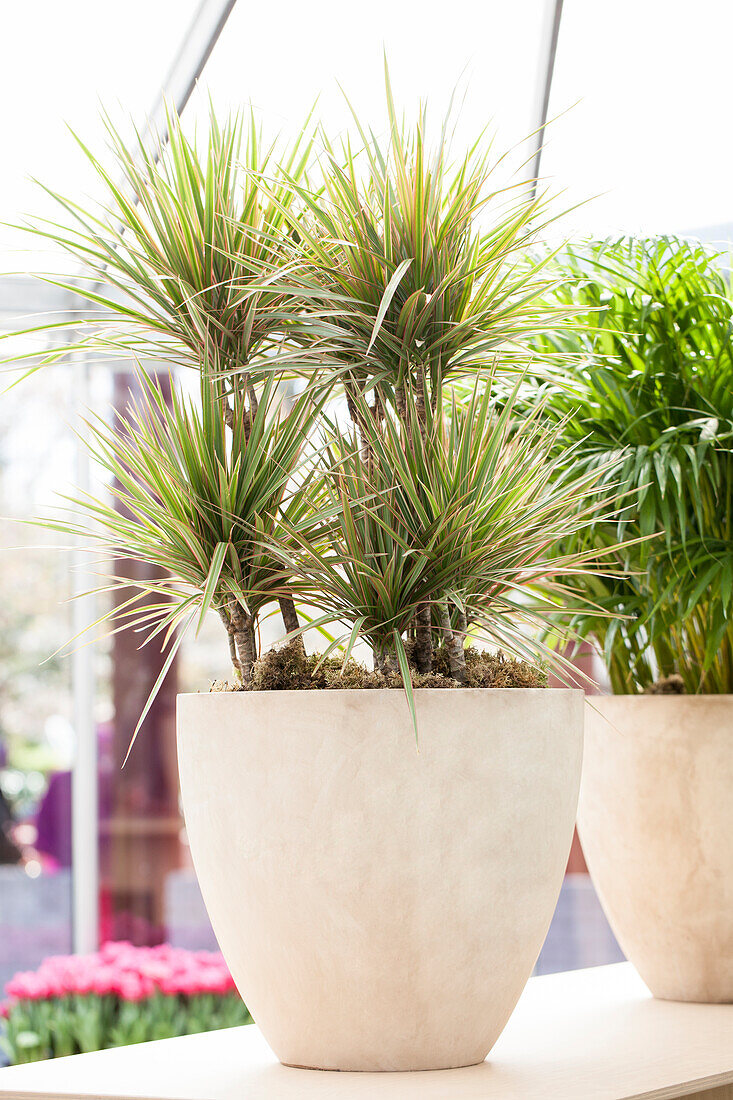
[5,972,49,1002]
[137,959,170,982]
[5,943,238,1008]
[72,967,97,997]
[196,968,232,996]
[156,973,183,996]
[172,970,202,997]
[36,968,67,999]
[91,967,118,997]
[114,973,155,1003]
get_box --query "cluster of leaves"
[6,72,634,737]
[20,105,318,377]
[1,989,249,1065]
[46,371,324,746]
[276,384,621,689]
[525,236,733,693]
[277,79,569,415]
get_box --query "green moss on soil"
[644,674,686,694]
[211,643,547,692]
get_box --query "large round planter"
[578,694,733,1003]
[177,688,583,1071]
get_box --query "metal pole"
[528,0,564,198]
[71,347,99,954]
[145,0,239,142]
[68,0,239,954]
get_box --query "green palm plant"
[525,236,733,693]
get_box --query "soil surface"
[210,643,548,693]
[644,674,686,694]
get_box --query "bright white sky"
[4,0,733,508]
[544,0,733,240]
[0,0,198,274]
[1,0,732,279]
[182,0,547,177]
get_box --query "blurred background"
[1,0,730,992]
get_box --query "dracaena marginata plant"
[524,236,733,694]
[278,383,624,688]
[9,79,629,740]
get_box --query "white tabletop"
[0,964,731,1100]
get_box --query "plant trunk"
[395,382,407,426]
[375,646,400,676]
[246,376,259,421]
[414,603,433,674]
[345,379,375,466]
[225,600,257,686]
[415,368,427,438]
[236,621,257,686]
[219,608,239,673]
[279,595,305,652]
[438,602,466,684]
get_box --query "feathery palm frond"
[526,236,733,692]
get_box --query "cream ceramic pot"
[579,695,733,1003]
[178,688,583,1071]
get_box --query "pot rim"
[588,692,733,704]
[177,686,585,699]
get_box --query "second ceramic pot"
[578,694,733,1003]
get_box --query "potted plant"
[527,236,733,1003]
[12,88,624,1070]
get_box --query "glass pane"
[0,342,75,991]
[543,0,733,238]
[0,0,200,274]
[0,2,212,960]
[96,367,215,953]
[185,0,550,179]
